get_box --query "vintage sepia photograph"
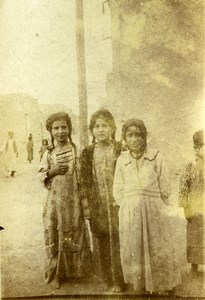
[0,0,204,299]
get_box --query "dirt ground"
[0,160,204,299]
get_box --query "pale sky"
[0,0,112,115]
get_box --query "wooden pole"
[75,0,89,149]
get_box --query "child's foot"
[50,277,60,289]
[143,290,166,296]
[101,282,109,292]
[165,288,176,296]
[110,283,123,293]
[111,284,123,293]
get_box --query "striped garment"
[179,158,205,264]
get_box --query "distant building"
[0,94,41,161]
[0,94,79,161]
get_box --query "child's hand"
[58,163,69,175]
[49,164,69,177]
[84,207,90,219]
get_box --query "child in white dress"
[113,119,181,294]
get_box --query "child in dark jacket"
[80,109,124,292]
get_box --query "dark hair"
[122,118,147,141]
[45,112,75,149]
[89,108,116,142]
[193,129,204,147]
[42,139,48,145]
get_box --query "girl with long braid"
[80,109,124,292]
[38,112,89,289]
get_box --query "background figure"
[80,109,124,293]
[38,112,90,289]
[39,139,49,161]
[113,119,181,295]
[1,130,18,177]
[27,134,34,163]
[179,130,205,278]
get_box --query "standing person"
[80,108,124,292]
[1,130,18,177]
[27,134,34,163]
[113,119,181,295]
[39,139,49,161]
[38,112,89,289]
[179,129,204,278]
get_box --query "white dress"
[2,138,18,173]
[113,149,181,292]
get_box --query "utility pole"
[75,0,89,149]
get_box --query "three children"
[38,110,203,294]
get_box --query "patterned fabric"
[113,149,181,292]
[179,159,205,264]
[80,142,122,234]
[38,145,89,283]
[93,143,116,233]
[80,141,124,287]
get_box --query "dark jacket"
[80,141,122,235]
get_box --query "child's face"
[51,119,69,144]
[125,126,145,153]
[92,118,112,143]
[194,144,204,160]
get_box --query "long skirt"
[44,228,89,282]
[43,175,90,283]
[27,149,33,161]
[187,214,205,264]
[119,195,181,292]
[5,152,17,172]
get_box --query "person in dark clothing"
[80,109,124,292]
[27,135,34,163]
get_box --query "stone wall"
[104,0,204,171]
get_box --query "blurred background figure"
[179,129,204,278]
[27,134,34,163]
[39,139,49,162]
[1,130,18,177]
